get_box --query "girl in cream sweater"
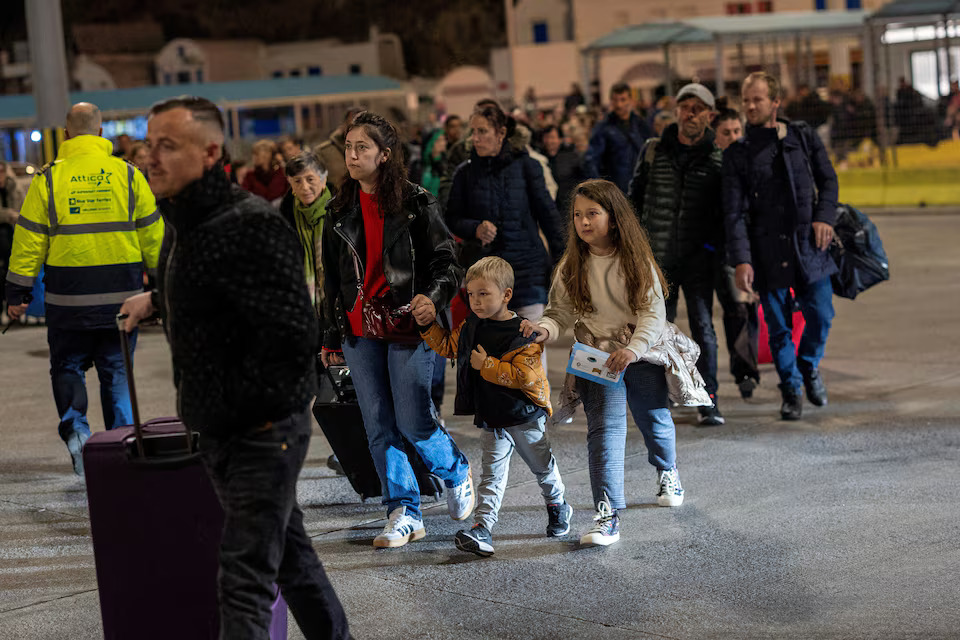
[521,179,683,547]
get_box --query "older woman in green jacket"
[281,150,333,318]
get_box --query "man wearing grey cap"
[628,83,725,426]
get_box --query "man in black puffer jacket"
[120,96,350,640]
[628,83,725,427]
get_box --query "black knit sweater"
[156,167,318,436]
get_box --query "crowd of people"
[78,75,956,225]
[783,77,960,164]
[4,67,846,639]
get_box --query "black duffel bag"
[830,203,890,300]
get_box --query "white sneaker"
[656,467,684,507]
[446,464,475,521]
[373,507,426,548]
[579,497,620,547]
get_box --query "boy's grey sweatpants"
[474,414,565,531]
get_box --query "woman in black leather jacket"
[319,112,474,549]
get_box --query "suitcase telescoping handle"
[324,364,352,401]
[116,313,194,460]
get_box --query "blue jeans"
[431,352,446,412]
[575,361,677,510]
[47,327,136,442]
[759,276,835,391]
[341,338,470,520]
[201,407,350,640]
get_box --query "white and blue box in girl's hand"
[566,342,624,387]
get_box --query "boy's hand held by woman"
[411,294,436,326]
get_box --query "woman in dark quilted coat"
[445,101,566,325]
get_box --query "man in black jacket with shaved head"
[120,95,350,640]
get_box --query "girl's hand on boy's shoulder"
[519,319,548,343]
[605,348,637,374]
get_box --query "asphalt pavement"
[0,211,958,639]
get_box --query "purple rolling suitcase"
[83,315,288,639]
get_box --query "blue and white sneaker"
[546,502,573,537]
[373,507,426,548]
[656,467,684,507]
[455,523,494,557]
[66,431,89,477]
[447,464,475,521]
[579,497,620,547]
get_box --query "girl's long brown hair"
[559,179,668,315]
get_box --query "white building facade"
[500,0,891,108]
[155,27,406,86]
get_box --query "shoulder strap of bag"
[644,137,659,165]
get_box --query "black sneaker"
[455,523,494,557]
[737,377,757,399]
[802,370,828,407]
[780,386,803,420]
[546,502,573,537]
[697,395,725,426]
[326,454,345,476]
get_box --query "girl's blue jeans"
[575,361,676,511]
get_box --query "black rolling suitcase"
[313,365,444,501]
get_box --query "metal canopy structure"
[871,0,960,20]
[583,10,872,98]
[683,10,870,40]
[585,11,870,51]
[583,23,713,53]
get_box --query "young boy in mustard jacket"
[416,256,571,557]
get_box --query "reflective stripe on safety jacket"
[4,134,164,329]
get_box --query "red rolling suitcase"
[757,292,806,365]
[83,316,287,640]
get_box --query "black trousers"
[202,406,351,640]
[663,256,719,397]
[714,265,760,384]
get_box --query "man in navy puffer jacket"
[722,72,838,422]
[585,82,653,194]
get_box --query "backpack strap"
[644,137,659,165]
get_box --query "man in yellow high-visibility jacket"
[4,102,164,475]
